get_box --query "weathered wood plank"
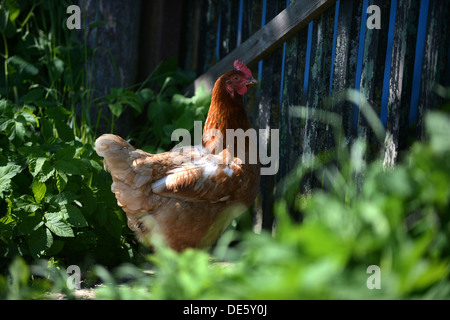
[218,0,240,60]
[185,0,337,95]
[276,10,309,220]
[416,0,448,138]
[179,0,202,72]
[301,5,336,193]
[243,0,263,128]
[330,0,358,139]
[196,0,220,75]
[279,15,301,182]
[336,0,363,138]
[255,1,285,231]
[80,0,141,137]
[358,0,389,138]
[382,0,412,166]
[397,0,421,152]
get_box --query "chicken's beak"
[246,78,258,86]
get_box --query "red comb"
[234,60,253,78]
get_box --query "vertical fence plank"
[416,0,449,138]
[356,0,389,147]
[244,0,263,129]
[408,0,429,127]
[245,0,264,232]
[330,0,358,140]
[276,19,309,220]
[382,0,413,166]
[436,2,450,89]
[197,0,220,75]
[341,0,363,137]
[180,0,202,72]
[255,0,286,231]
[218,0,239,59]
[397,0,421,152]
[301,5,336,193]
[278,10,300,182]
[352,0,368,134]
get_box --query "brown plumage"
[95,60,260,251]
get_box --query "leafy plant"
[0,0,135,270]
[0,98,139,271]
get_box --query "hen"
[95,60,260,251]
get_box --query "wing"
[151,150,243,203]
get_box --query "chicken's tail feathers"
[95,134,134,157]
[95,134,154,213]
[94,134,138,181]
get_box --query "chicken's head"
[225,60,258,96]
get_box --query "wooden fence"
[179,0,450,228]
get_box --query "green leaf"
[5,0,20,24]
[44,212,74,237]
[16,212,43,236]
[138,88,154,103]
[55,120,74,142]
[31,179,46,203]
[0,118,14,133]
[22,89,45,104]
[44,107,71,121]
[54,159,82,175]
[0,162,22,196]
[63,204,88,228]
[0,213,16,234]
[39,118,54,141]
[11,195,40,213]
[56,171,68,192]
[106,210,125,239]
[28,157,47,177]
[29,227,53,258]
[109,102,123,117]
[8,55,38,76]
[9,257,30,289]
[45,240,64,256]
[18,107,38,123]
[54,146,75,160]
[18,145,45,157]
[11,116,26,143]
[425,112,450,153]
[47,192,77,207]
[50,58,64,77]
[89,159,103,173]
[125,99,143,114]
[38,161,55,183]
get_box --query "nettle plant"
[0,98,138,270]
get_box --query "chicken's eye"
[233,75,239,81]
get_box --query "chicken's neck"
[202,86,251,154]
